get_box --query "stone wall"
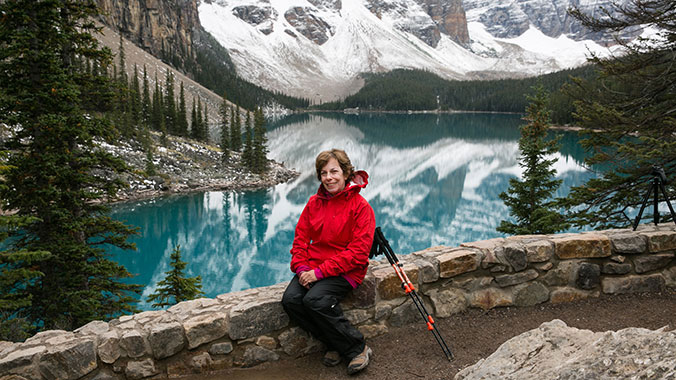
[1,224,675,380]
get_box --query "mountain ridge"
[199,0,634,102]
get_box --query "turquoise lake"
[111,112,595,309]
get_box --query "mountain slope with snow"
[199,0,627,101]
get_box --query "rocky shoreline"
[102,132,299,204]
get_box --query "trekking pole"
[370,227,454,361]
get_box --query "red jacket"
[290,170,375,287]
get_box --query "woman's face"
[320,157,347,195]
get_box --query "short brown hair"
[315,149,354,181]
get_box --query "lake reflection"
[111,113,594,309]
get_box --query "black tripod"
[632,166,676,231]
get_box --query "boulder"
[229,298,288,340]
[124,358,158,380]
[241,346,279,368]
[147,321,185,359]
[183,313,228,349]
[552,234,611,259]
[455,320,676,380]
[38,338,97,380]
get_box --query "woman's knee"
[282,285,304,310]
[302,293,337,313]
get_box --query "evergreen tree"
[177,82,189,137]
[146,245,204,308]
[151,72,162,131]
[194,97,204,140]
[130,64,141,128]
[242,111,253,168]
[0,0,141,331]
[164,72,177,135]
[191,98,198,139]
[562,0,676,228]
[497,86,568,235]
[219,93,230,161]
[202,102,209,142]
[141,65,151,127]
[230,106,242,152]
[253,108,269,173]
[115,35,132,136]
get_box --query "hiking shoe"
[322,350,341,367]
[347,345,372,375]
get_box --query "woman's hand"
[299,270,318,289]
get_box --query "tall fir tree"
[0,0,141,332]
[230,105,242,152]
[497,86,568,235]
[191,97,198,139]
[130,64,142,128]
[177,82,189,137]
[202,102,209,142]
[164,71,177,135]
[242,111,254,169]
[562,0,676,228]
[219,93,230,161]
[115,35,132,136]
[141,65,151,127]
[151,72,163,131]
[193,97,204,140]
[253,107,269,173]
[146,245,204,308]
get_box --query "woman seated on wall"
[281,148,375,375]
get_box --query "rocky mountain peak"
[365,0,469,47]
[232,4,278,35]
[284,7,334,45]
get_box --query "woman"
[281,149,375,375]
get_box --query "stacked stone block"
[1,224,674,379]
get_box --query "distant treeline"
[316,66,599,124]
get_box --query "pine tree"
[164,71,177,135]
[151,72,163,131]
[253,108,269,173]
[130,64,141,128]
[242,111,254,169]
[191,97,198,139]
[230,105,242,152]
[562,0,676,228]
[146,245,205,308]
[194,97,204,140]
[177,82,189,137]
[497,86,568,235]
[219,93,230,161]
[202,102,209,142]
[0,0,141,331]
[141,65,151,127]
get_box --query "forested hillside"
[317,65,599,124]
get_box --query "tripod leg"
[634,183,656,230]
[658,181,676,226]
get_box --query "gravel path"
[179,289,676,380]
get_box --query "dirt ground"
[182,289,676,380]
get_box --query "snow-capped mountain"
[199,0,628,101]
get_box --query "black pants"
[282,275,365,360]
